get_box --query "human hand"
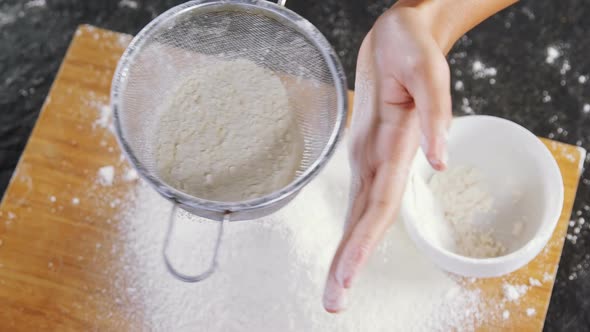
[322,0,518,313]
[322,2,454,313]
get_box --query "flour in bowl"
[409,166,506,258]
[154,58,303,202]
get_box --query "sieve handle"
[275,0,286,6]
[162,204,227,283]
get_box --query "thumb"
[405,51,452,171]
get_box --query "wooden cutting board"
[0,25,585,331]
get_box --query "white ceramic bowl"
[401,115,564,278]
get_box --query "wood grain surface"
[0,25,585,331]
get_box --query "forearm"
[394,0,518,54]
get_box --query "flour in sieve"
[154,58,303,202]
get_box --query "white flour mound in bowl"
[154,58,303,202]
[429,166,506,258]
[409,166,506,258]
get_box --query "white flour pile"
[408,166,506,258]
[113,138,488,331]
[154,58,303,202]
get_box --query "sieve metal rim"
[111,0,348,219]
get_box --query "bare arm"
[427,0,519,54]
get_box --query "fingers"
[404,51,452,171]
[322,160,414,313]
[334,163,403,288]
[335,115,420,288]
[323,113,420,313]
[322,155,371,313]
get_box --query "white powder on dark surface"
[559,60,571,75]
[542,90,552,103]
[154,58,303,202]
[472,60,497,79]
[118,0,138,9]
[546,46,560,64]
[25,0,46,8]
[461,97,475,115]
[111,138,493,331]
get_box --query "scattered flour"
[409,166,506,258]
[559,60,571,75]
[118,0,138,9]
[546,46,560,64]
[122,168,139,182]
[472,60,497,79]
[526,308,536,317]
[529,277,542,287]
[93,104,114,132]
[98,166,115,186]
[583,104,590,114]
[0,12,16,27]
[111,138,489,331]
[155,58,303,202]
[49,195,56,203]
[117,34,133,48]
[461,97,475,115]
[454,80,464,91]
[503,283,528,302]
[502,310,510,320]
[579,75,588,84]
[72,197,80,205]
[25,0,46,8]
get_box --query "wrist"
[390,0,457,54]
[392,0,519,55]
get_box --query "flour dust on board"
[111,138,500,331]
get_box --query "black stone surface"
[1,0,589,330]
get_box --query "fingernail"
[424,132,449,171]
[323,278,348,313]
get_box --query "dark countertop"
[1,0,589,329]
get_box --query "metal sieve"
[111,0,347,282]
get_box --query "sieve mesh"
[112,0,347,222]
